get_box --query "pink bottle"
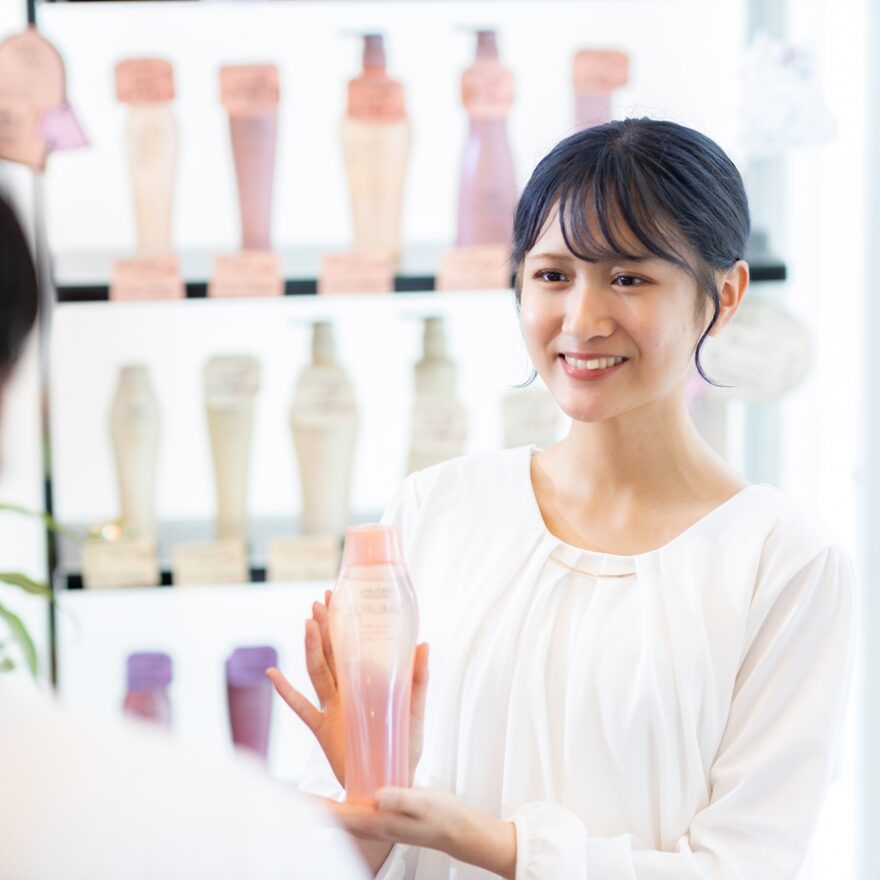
[456,30,517,247]
[572,49,630,131]
[329,525,418,805]
[122,652,172,727]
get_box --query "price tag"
[209,251,283,298]
[110,256,185,301]
[220,65,279,116]
[573,49,630,95]
[82,538,160,589]
[347,73,406,124]
[115,58,175,105]
[268,535,341,582]
[701,297,812,402]
[461,60,514,119]
[0,27,67,169]
[319,250,394,295]
[436,245,511,292]
[173,539,249,587]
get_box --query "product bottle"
[572,49,630,131]
[123,652,172,726]
[205,356,261,542]
[220,65,280,251]
[329,525,418,805]
[456,30,517,247]
[407,316,467,473]
[226,645,277,761]
[290,322,358,537]
[115,59,178,255]
[501,385,564,450]
[341,34,410,261]
[110,365,160,539]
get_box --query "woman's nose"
[562,281,616,340]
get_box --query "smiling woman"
[270,118,855,880]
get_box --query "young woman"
[269,118,855,879]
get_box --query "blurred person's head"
[0,193,38,409]
[512,118,750,426]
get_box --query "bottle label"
[205,356,261,405]
[347,73,406,124]
[115,59,175,104]
[111,256,185,301]
[208,251,283,298]
[346,578,406,645]
[573,49,630,95]
[292,370,357,421]
[461,60,514,119]
[319,249,394,295]
[220,65,280,116]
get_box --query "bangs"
[517,146,695,276]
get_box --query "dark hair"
[0,194,39,380]
[512,117,750,385]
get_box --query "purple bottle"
[456,30,517,247]
[123,652,172,727]
[226,645,277,761]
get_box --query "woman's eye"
[535,270,568,283]
[613,274,645,287]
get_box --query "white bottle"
[501,384,564,450]
[205,356,261,542]
[110,366,160,539]
[407,317,467,474]
[290,323,358,536]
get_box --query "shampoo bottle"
[205,356,261,543]
[290,322,358,537]
[110,365,160,539]
[329,525,418,805]
[220,65,280,250]
[226,645,277,761]
[341,34,410,261]
[408,316,467,473]
[123,652,172,726]
[115,59,178,255]
[572,49,630,131]
[456,30,517,247]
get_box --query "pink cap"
[342,524,403,566]
[476,30,499,60]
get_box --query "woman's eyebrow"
[526,250,659,263]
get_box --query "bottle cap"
[363,33,386,70]
[126,652,172,692]
[342,524,403,566]
[226,646,278,686]
[475,30,499,60]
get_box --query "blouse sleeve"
[510,543,857,880]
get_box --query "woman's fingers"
[304,619,338,707]
[312,599,337,679]
[265,667,323,735]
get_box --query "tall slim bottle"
[290,322,358,537]
[329,525,418,805]
[205,356,261,542]
[408,316,467,473]
[341,34,410,261]
[220,65,279,251]
[110,365,160,539]
[572,49,630,131]
[115,59,178,255]
[457,30,517,247]
[226,645,277,761]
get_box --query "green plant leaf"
[0,600,37,677]
[0,572,52,599]
[0,657,14,672]
[0,502,82,542]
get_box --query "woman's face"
[519,210,708,425]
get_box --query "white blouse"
[308,445,856,880]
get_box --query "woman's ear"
[707,260,749,337]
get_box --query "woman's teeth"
[563,355,626,370]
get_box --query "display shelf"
[51,241,785,303]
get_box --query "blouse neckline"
[523,445,765,568]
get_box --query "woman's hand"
[331,788,517,880]
[266,590,430,789]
